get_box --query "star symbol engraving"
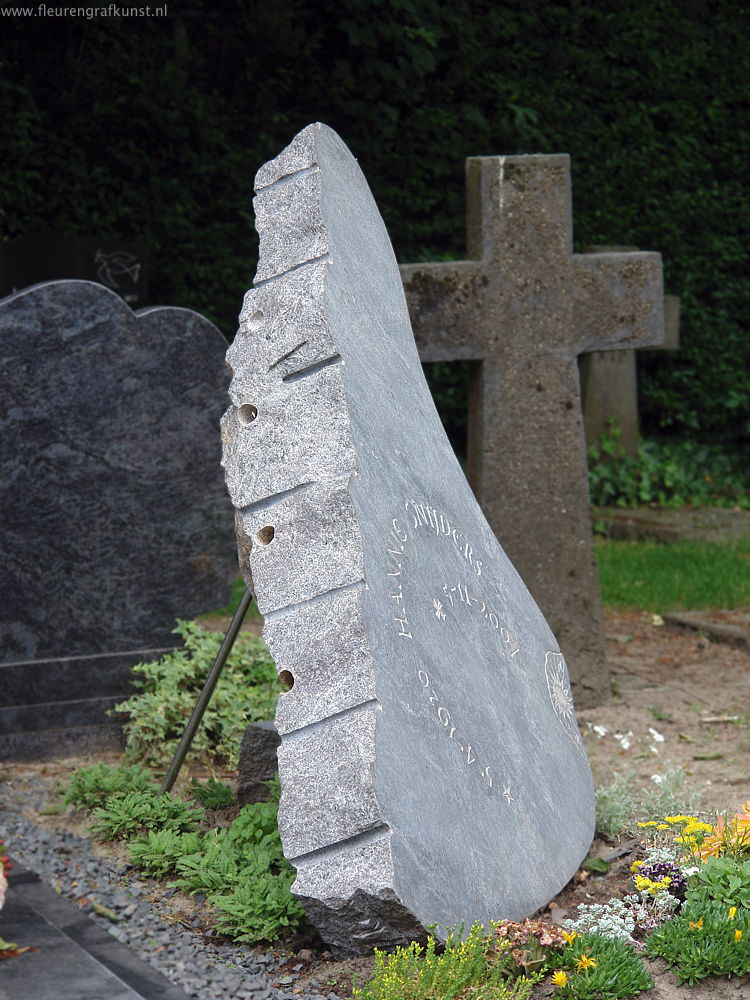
[432,599,446,621]
[503,784,514,805]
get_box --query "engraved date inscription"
[441,581,520,656]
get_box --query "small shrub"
[113,619,281,768]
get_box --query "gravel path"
[0,775,340,1000]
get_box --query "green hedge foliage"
[1,1,748,444]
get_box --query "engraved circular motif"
[545,651,584,753]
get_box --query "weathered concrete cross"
[400,154,665,707]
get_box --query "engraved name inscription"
[387,517,412,639]
[407,500,483,577]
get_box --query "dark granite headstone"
[0,234,148,308]
[221,124,595,956]
[0,280,237,759]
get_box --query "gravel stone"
[0,774,338,1000]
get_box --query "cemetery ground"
[2,530,750,999]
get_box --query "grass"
[595,537,750,611]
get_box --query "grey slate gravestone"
[0,280,237,758]
[221,124,595,956]
[400,157,666,707]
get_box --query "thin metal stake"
[159,586,255,795]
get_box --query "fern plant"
[128,829,204,877]
[63,763,155,811]
[90,790,204,841]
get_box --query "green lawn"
[595,536,750,611]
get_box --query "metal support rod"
[159,586,255,795]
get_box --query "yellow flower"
[637,821,659,828]
[657,824,669,830]
[551,970,568,988]
[561,930,577,944]
[576,954,598,971]
[735,929,743,943]
[689,918,704,930]
[729,906,737,920]
[630,860,644,872]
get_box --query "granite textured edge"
[221,123,424,954]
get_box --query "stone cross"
[0,280,237,760]
[579,245,680,458]
[400,156,665,707]
[222,124,594,957]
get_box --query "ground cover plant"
[112,619,281,768]
[588,432,750,511]
[61,764,305,945]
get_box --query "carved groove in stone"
[290,822,392,867]
[262,579,366,623]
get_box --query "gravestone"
[221,123,595,956]
[0,280,237,759]
[0,234,148,308]
[400,156,666,707]
[579,244,680,458]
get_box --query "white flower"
[614,731,633,750]
[591,724,608,738]
[650,774,665,784]
[650,744,660,754]
[648,728,665,743]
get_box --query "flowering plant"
[488,919,565,976]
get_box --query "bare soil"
[2,609,749,998]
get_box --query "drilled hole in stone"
[238,404,258,425]
[255,525,275,545]
[247,309,264,331]
[279,670,294,690]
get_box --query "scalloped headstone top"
[221,124,594,956]
[0,280,236,665]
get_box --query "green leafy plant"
[646,899,750,984]
[209,864,304,943]
[550,932,653,999]
[90,790,204,841]
[588,430,750,510]
[686,857,750,910]
[187,777,234,809]
[62,763,155,811]
[352,923,540,1000]
[113,620,281,768]
[128,829,204,877]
